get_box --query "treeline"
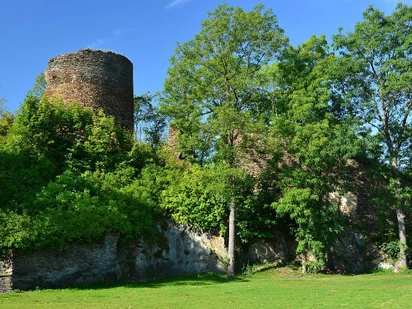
[1,3,412,274]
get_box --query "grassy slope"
[1,268,411,309]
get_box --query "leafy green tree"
[333,4,412,268]
[0,148,55,212]
[161,4,287,275]
[0,94,154,251]
[8,96,133,173]
[160,163,233,233]
[134,93,166,148]
[27,73,47,100]
[0,167,153,250]
[162,162,264,232]
[268,36,359,272]
[0,90,14,138]
[0,112,14,138]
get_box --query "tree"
[0,89,5,111]
[333,4,412,268]
[0,88,14,138]
[134,93,166,148]
[0,94,153,252]
[161,4,287,275]
[27,73,47,100]
[268,36,358,272]
[8,96,133,173]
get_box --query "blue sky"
[0,0,409,113]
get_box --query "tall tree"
[333,4,412,268]
[269,36,358,272]
[134,93,166,148]
[161,4,287,275]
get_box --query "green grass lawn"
[1,268,412,309]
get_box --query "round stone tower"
[44,49,134,131]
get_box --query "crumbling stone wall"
[119,222,294,280]
[0,250,12,293]
[45,49,134,131]
[119,222,228,280]
[11,235,120,291]
[168,125,180,150]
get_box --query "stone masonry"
[45,49,134,131]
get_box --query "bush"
[0,96,154,251]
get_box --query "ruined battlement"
[45,49,134,130]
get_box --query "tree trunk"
[392,158,408,269]
[227,176,236,276]
[396,208,408,268]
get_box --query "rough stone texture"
[168,125,179,150]
[45,49,134,131]
[0,250,12,276]
[119,222,228,280]
[0,219,387,293]
[11,235,120,290]
[0,250,13,294]
[342,159,389,236]
[327,227,384,273]
[0,277,12,294]
[0,250,12,293]
[329,191,358,216]
[242,236,291,266]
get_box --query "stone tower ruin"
[44,49,134,131]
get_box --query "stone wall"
[0,221,295,293]
[327,227,384,273]
[0,277,12,294]
[0,224,230,293]
[119,222,228,279]
[0,250,12,293]
[11,235,120,291]
[119,223,295,279]
[0,220,386,294]
[242,236,291,266]
[45,49,134,131]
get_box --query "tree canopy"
[161,3,287,275]
[0,96,154,252]
[1,3,412,274]
[333,3,412,268]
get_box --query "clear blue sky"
[0,0,408,113]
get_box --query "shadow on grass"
[74,273,249,291]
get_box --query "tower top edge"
[47,49,132,66]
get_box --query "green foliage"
[137,154,277,242]
[161,4,287,164]
[0,95,154,251]
[2,3,412,274]
[332,3,412,176]
[0,111,14,138]
[380,241,407,262]
[0,89,14,138]
[161,3,288,275]
[7,96,133,172]
[160,163,232,233]
[269,36,358,270]
[134,93,166,149]
[333,3,412,267]
[0,168,153,250]
[26,73,47,100]
[0,150,55,212]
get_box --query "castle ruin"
[44,49,134,131]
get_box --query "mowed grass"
[1,267,412,309]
